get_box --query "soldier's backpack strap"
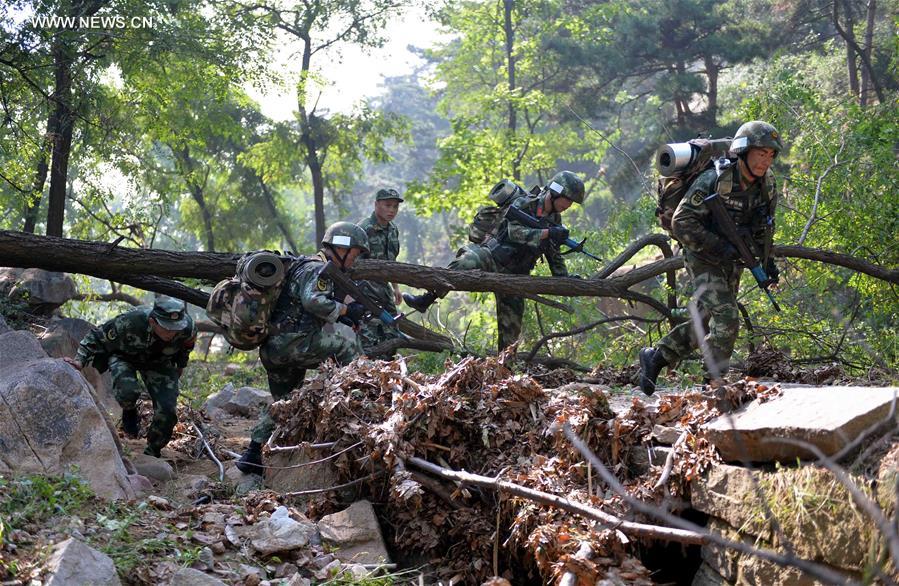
[713,157,736,196]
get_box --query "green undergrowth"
[0,473,204,581]
[179,360,269,409]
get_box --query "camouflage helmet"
[730,121,783,156]
[151,295,190,331]
[547,170,586,205]
[321,221,370,254]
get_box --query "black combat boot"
[121,408,140,438]
[638,347,669,396]
[235,441,263,474]
[403,291,438,313]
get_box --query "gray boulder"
[0,268,76,315]
[130,453,175,483]
[242,506,317,556]
[44,538,121,586]
[0,330,134,500]
[204,383,271,418]
[39,317,118,417]
[318,500,391,565]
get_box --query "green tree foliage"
[409,0,607,223]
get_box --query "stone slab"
[318,500,390,565]
[703,386,898,462]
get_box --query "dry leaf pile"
[265,350,743,583]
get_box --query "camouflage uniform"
[655,163,777,376]
[357,211,403,355]
[444,192,569,351]
[75,299,196,455]
[251,251,363,444]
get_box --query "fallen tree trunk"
[2,231,896,300]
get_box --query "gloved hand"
[548,225,570,244]
[344,302,367,325]
[765,258,780,285]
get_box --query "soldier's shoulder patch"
[105,324,118,341]
[690,191,706,206]
[316,278,330,292]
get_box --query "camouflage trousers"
[359,319,404,358]
[251,323,362,444]
[444,244,524,353]
[108,356,179,454]
[656,252,743,377]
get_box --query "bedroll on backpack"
[468,179,527,244]
[206,251,287,350]
[655,138,731,235]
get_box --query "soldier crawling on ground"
[356,188,406,357]
[638,121,783,394]
[403,171,587,352]
[65,296,197,457]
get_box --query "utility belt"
[486,240,537,274]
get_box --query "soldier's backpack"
[206,251,290,350]
[468,179,529,244]
[655,138,732,235]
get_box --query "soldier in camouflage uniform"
[403,171,586,352]
[65,296,197,457]
[236,222,369,473]
[638,121,783,394]
[356,188,405,357]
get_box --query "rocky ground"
[1,270,898,585]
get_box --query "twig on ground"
[405,456,707,545]
[282,471,384,497]
[189,419,224,483]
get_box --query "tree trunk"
[1,232,895,295]
[46,37,74,237]
[258,176,301,253]
[833,0,883,103]
[860,0,876,106]
[503,0,519,181]
[23,136,51,233]
[297,38,326,246]
[174,145,215,251]
[703,54,719,126]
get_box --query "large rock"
[0,330,134,500]
[44,538,121,586]
[692,463,876,573]
[0,268,76,315]
[265,446,340,495]
[0,330,47,375]
[130,453,175,483]
[39,317,118,416]
[204,383,271,418]
[703,386,899,462]
[318,500,391,565]
[242,506,317,556]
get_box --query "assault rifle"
[320,261,404,325]
[504,206,603,262]
[703,193,781,312]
